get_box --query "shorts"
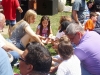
[15,41,25,51]
[6,39,25,50]
[6,20,16,26]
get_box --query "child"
[10,9,44,50]
[50,35,81,75]
[58,16,72,30]
[87,0,94,12]
[51,16,72,45]
[84,12,98,31]
[36,15,53,44]
[56,36,81,75]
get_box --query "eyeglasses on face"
[19,57,26,62]
[69,34,77,42]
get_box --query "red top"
[1,0,20,20]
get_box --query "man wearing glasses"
[19,42,52,75]
[65,22,100,75]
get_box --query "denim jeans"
[9,51,20,67]
[6,39,20,67]
[6,20,16,26]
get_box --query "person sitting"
[0,13,23,67]
[19,42,52,75]
[51,16,72,46]
[10,9,44,50]
[36,15,53,44]
[87,0,94,12]
[94,15,100,34]
[50,35,81,75]
[56,16,72,40]
[66,22,100,75]
[84,12,97,31]
[0,47,13,75]
[57,35,81,75]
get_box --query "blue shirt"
[0,48,13,75]
[74,31,100,75]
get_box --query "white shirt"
[57,55,81,75]
[0,34,5,47]
[56,30,65,39]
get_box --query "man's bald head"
[0,13,5,30]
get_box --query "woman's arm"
[25,26,44,46]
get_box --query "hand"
[42,36,46,40]
[19,9,23,13]
[49,66,58,74]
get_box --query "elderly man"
[65,22,100,75]
[0,13,23,67]
[19,42,52,75]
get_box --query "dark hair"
[87,0,93,6]
[25,42,52,73]
[90,1,100,12]
[59,21,71,32]
[58,36,73,59]
[39,15,50,37]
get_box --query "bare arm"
[17,6,23,13]
[36,26,40,35]
[25,26,44,46]
[52,57,62,63]
[0,5,3,9]
[72,10,80,24]
[2,41,23,56]
[0,36,23,56]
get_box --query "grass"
[3,11,71,74]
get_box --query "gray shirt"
[10,20,29,45]
[72,0,90,24]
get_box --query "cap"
[59,21,71,32]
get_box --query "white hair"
[65,22,84,35]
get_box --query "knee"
[9,51,20,59]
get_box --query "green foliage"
[13,66,20,74]
[45,44,57,56]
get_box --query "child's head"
[39,15,50,28]
[58,16,72,30]
[39,15,50,36]
[59,16,72,25]
[58,35,73,60]
[87,1,94,9]
[23,9,37,24]
[90,12,98,22]
[59,21,71,32]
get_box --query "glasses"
[19,57,26,62]
[69,34,76,42]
